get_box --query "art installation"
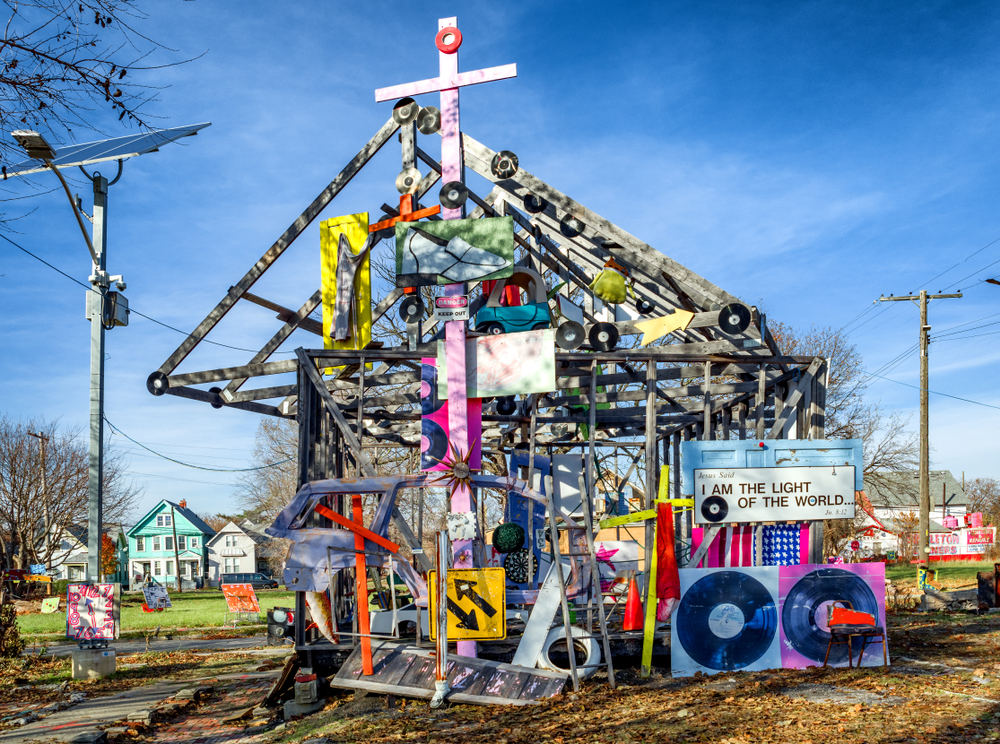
[321,212,373,368]
[420,359,482,472]
[672,563,888,677]
[395,216,514,287]
[66,583,119,641]
[436,328,557,398]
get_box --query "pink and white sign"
[66,583,119,641]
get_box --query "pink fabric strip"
[799,523,811,564]
[691,527,704,568]
[742,527,753,567]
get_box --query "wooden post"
[756,363,766,440]
[703,361,712,440]
[431,530,449,708]
[354,494,373,675]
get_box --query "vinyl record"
[701,495,729,523]
[496,396,517,415]
[635,298,655,315]
[421,418,448,470]
[555,321,585,350]
[416,106,441,135]
[395,167,422,195]
[676,571,778,671]
[719,303,752,334]
[560,215,585,238]
[399,295,425,322]
[208,386,224,410]
[392,97,419,125]
[589,322,619,351]
[420,363,444,416]
[491,150,519,179]
[781,568,879,664]
[523,193,547,214]
[439,181,469,209]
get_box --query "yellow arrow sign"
[633,310,695,346]
[428,568,506,641]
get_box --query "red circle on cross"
[436,26,463,54]
[851,540,860,551]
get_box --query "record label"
[708,603,744,639]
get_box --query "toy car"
[475,267,551,335]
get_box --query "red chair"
[824,600,887,667]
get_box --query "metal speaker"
[555,321,585,350]
[146,371,168,396]
[439,181,469,209]
[209,386,224,410]
[635,297,655,314]
[416,106,441,135]
[395,167,422,195]
[523,193,547,214]
[589,322,619,352]
[399,295,425,322]
[392,97,419,125]
[560,215,585,238]
[719,303,752,334]
[491,150,519,179]
[496,396,517,415]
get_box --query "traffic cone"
[623,577,643,631]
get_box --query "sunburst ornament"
[428,439,479,495]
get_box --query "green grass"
[16,589,298,638]
[885,559,993,586]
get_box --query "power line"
[0,232,297,355]
[913,234,1000,291]
[105,417,293,472]
[863,369,1000,412]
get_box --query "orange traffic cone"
[623,577,643,631]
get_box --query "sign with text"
[929,526,996,556]
[693,466,856,524]
[433,294,470,323]
[66,583,119,641]
[428,567,506,640]
[142,585,172,609]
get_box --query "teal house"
[126,499,216,588]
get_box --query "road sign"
[433,294,470,323]
[428,567,506,640]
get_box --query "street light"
[7,123,210,588]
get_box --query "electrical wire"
[862,370,1000,411]
[913,235,1000,292]
[105,416,294,472]
[0,232,298,354]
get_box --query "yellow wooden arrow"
[633,310,695,346]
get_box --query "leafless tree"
[0,414,141,571]
[966,477,1000,527]
[0,1,198,182]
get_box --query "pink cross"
[376,18,516,659]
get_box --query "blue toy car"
[475,267,551,335]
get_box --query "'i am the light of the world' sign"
[694,466,856,524]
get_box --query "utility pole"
[879,290,962,564]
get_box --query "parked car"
[219,572,279,590]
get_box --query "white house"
[206,520,284,586]
[47,524,89,581]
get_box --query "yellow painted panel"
[320,213,372,374]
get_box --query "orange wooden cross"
[368,193,441,233]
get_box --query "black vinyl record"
[555,321,585,350]
[676,571,778,671]
[491,150,519,179]
[392,97,419,125]
[701,495,729,523]
[416,106,441,135]
[496,396,516,415]
[421,418,448,470]
[399,295,425,322]
[439,181,469,209]
[589,322,619,351]
[523,193,547,214]
[420,363,444,416]
[781,568,879,664]
[719,303,752,334]
[635,297,655,315]
[560,214,585,238]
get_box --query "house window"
[225,535,235,548]
[166,560,174,575]
[68,565,84,580]
[164,515,171,527]
[224,558,239,573]
[153,536,161,551]
[190,537,198,548]
[165,536,174,551]
[154,561,161,576]
[178,536,186,550]
[156,516,164,527]
[136,536,145,552]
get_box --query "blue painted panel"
[680,439,863,494]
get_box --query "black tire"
[532,322,548,331]
[486,322,505,335]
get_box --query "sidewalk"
[40,636,276,657]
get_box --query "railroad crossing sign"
[428,568,506,640]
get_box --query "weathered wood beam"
[241,291,325,337]
[766,357,824,439]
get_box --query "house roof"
[864,470,967,509]
[126,500,218,538]
[207,520,285,555]
[876,516,952,535]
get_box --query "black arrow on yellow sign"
[454,579,497,618]
[446,597,480,630]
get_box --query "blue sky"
[1,1,998,521]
